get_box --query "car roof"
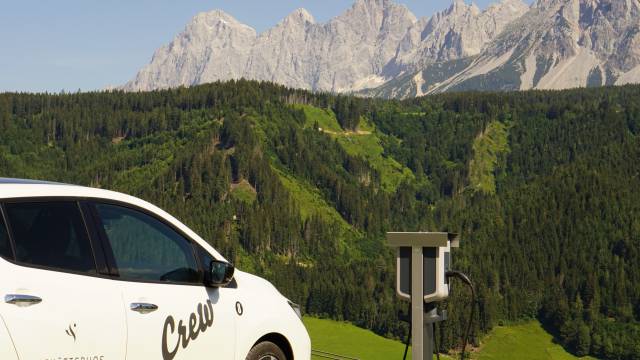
[0,177,67,185]
[0,178,226,261]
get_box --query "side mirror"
[207,260,235,287]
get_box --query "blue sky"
[0,0,510,93]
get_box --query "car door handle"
[130,303,158,314]
[5,294,42,307]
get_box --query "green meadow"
[304,317,595,360]
[297,104,414,192]
[303,317,453,360]
[476,322,597,360]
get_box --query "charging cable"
[434,322,440,360]
[446,270,476,360]
[402,325,411,360]
[400,270,475,360]
[401,318,444,360]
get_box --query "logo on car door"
[65,323,77,342]
[162,300,215,360]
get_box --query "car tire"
[246,341,287,360]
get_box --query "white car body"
[0,179,310,360]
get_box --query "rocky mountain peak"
[123,9,257,91]
[450,0,468,7]
[177,10,257,45]
[187,10,254,33]
[193,10,236,23]
[447,0,480,15]
[353,0,392,10]
[388,0,527,74]
[283,8,315,26]
[490,0,530,13]
[237,0,416,92]
[482,0,529,29]
[339,0,415,27]
[124,0,640,95]
[407,0,640,95]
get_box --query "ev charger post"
[387,232,460,360]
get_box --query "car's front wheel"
[246,341,287,360]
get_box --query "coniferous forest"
[0,81,639,359]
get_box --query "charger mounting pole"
[411,244,428,359]
[387,232,460,360]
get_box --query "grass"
[469,121,510,195]
[303,317,594,360]
[271,166,347,224]
[270,165,363,258]
[304,317,412,360]
[336,133,414,193]
[230,180,257,204]
[475,322,597,360]
[304,317,453,360]
[295,104,343,133]
[297,104,414,192]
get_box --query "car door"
[0,200,126,360]
[0,315,18,360]
[0,216,18,360]
[91,202,238,360]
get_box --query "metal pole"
[411,247,425,360]
[424,307,437,360]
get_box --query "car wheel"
[246,341,287,360]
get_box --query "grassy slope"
[468,121,510,195]
[270,166,363,258]
[230,180,257,204]
[304,317,413,360]
[304,317,453,360]
[476,322,597,360]
[252,110,352,227]
[336,124,414,193]
[304,317,594,360]
[270,166,344,223]
[296,104,343,133]
[249,109,365,262]
[296,104,414,192]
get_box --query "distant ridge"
[123,0,640,97]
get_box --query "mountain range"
[123,0,640,97]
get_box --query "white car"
[0,178,310,360]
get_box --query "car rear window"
[0,210,13,260]
[4,201,96,274]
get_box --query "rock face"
[442,0,640,91]
[124,0,417,92]
[125,10,257,91]
[124,0,640,96]
[389,0,529,75]
[369,0,640,97]
[242,0,417,92]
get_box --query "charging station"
[387,232,460,360]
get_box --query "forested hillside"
[0,82,639,359]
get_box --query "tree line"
[0,81,639,359]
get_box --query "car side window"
[94,203,201,284]
[0,210,13,260]
[4,201,96,273]
[197,245,215,273]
